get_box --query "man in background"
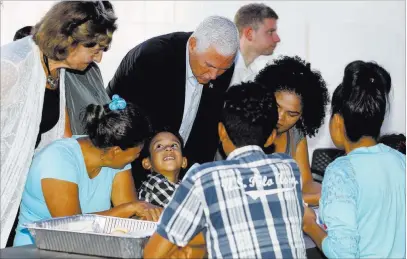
[230,3,281,86]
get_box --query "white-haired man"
[107,16,239,185]
[230,3,281,86]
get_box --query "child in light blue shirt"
[303,61,405,258]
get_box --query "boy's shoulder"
[267,152,301,173]
[184,152,298,181]
[183,160,240,181]
[266,152,296,161]
[266,152,299,167]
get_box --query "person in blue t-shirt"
[303,61,405,258]
[14,96,162,246]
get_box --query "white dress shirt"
[229,51,266,87]
[178,41,203,144]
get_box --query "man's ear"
[243,27,254,41]
[218,122,228,142]
[335,113,344,128]
[181,157,188,169]
[189,36,197,51]
[142,157,152,170]
[333,113,346,137]
[264,129,277,148]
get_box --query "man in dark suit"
[107,16,239,186]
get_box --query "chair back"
[311,148,345,182]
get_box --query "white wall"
[1,0,405,159]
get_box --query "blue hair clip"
[109,94,127,111]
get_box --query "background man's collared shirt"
[229,51,265,87]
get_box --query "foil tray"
[24,214,157,258]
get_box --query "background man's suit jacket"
[107,32,235,187]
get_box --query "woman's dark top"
[35,87,60,148]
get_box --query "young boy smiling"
[138,130,187,207]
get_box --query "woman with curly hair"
[255,55,329,206]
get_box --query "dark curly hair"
[255,55,329,137]
[221,81,278,147]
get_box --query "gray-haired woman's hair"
[191,16,239,57]
[33,1,117,61]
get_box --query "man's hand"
[302,205,327,250]
[302,205,317,233]
[302,181,322,206]
[133,201,163,222]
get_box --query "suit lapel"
[171,33,191,129]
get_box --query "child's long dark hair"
[331,61,391,142]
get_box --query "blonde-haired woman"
[1,1,117,247]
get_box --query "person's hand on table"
[133,201,163,222]
[302,203,327,250]
[302,181,322,206]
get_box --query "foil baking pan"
[24,214,157,258]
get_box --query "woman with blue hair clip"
[13,96,163,247]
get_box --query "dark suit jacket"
[107,32,235,185]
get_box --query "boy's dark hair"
[136,127,185,190]
[255,55,329,137]
[82,102,152,150]
[378,133,406,154]
[331,60,391,142]
[13,26,33,41]
[140,126,185,160]
[221,81,278,148]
